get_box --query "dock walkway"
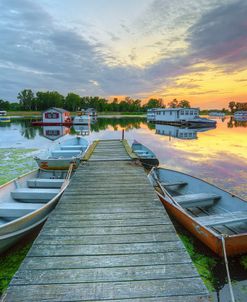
[3,140,209,301]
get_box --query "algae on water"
[0,243,31,295]
[179,233,217,291]
[240,255,247,270]
[0,148,37,185]
[0,149,38,295]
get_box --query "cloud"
[0,0,246,102]
[187,0,247,69]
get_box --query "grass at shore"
[7,111,41,117]
[7,111,146,117]
[0,243,32,295]
[179,233,217,291]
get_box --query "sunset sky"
[0,0,247,108]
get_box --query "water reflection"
[228,116,247,128]
[43,126,70,141]
[0,116,247,301]
[155,123,215,140]
[73,123,91,136]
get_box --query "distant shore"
[6,111,146,118]
[5,111,232,118]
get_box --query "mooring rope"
[221,236,235,302]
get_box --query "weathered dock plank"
[3,140,209,301]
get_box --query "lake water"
[0,116,247,301]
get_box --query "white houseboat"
[86,108,97,118]
[147,108,158,121]
[0,111,11,122]
[209,111,225,117]
[42,108,71,125]
[73,110,90,124]
[154,107,216,126]
[234,111,247,121]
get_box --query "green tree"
[36,91,64,110]
[168,98,179,108]
[9,102,21,111]
[17,89,35,111]
[145,98,162,109]
[0,99,10,110]
[178,100,191,108]
[228,101,237,113]
[64,93,81,111]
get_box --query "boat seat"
[196,210,247,227]
[0,203,43,218]
[161,181,188,187]
[11,188,60,202]
[134,150,149,154]
[51,150,81,157]
[27,178,64,188]
[60,146,84,150]
[175,193,221,208]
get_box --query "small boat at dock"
[34,136,89,170]
[0,166,73,253]
[149,167,247,257]
[0,111,11,122]
[132,141,159,168]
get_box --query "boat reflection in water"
[43,126,71,141]
[228,116,247,128]
[73,123,91,136]
[155,123,215,140]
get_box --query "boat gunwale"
[155,167,247,204]
[0,170,71,233]
[149,167,247,240]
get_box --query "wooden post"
[122,129,125,140]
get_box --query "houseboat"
[209,111,225,117]
[147,108,158,121]
[155,108,216,127]
[0,111,11,122]
[86,108,97,118]
[32,108,72,126]
[234,111,247,121]
[73,110,90,124]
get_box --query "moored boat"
[234,111,247,121]
[0,111,11,122]
[149,167,247,257]
[0,166,73,253]
[132,140,159,168]
[34,136,89,170]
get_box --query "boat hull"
[0,169,70,254]
[157,192,247,257]
[139,158,159,169]
[35,157,80,170]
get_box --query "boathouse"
[155,107,199,122]
[42,108,71,124]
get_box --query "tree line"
[2,89,245,113]
[0,89,193,112]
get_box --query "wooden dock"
[2,140,209,301]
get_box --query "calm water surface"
[0,116,247,301]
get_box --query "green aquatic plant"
[240,255,247,270]
[0,243,31,295]
[179,233,217,291]
[0,149,37,185]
